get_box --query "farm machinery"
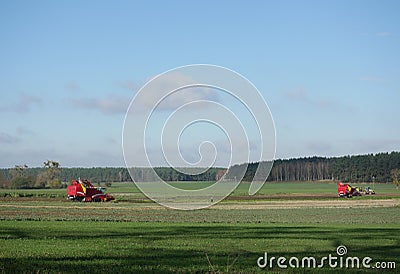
[363,186,376,195]
[67,179,115,202]
[337,182,375,198]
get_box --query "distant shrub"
[11,176,35,189]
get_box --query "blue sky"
[0,0,399,168]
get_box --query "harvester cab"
[337,182,361,198]
[67,179,115,202]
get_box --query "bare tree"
[38,160,61,188]
[10,164,34,189]
[391,169,400,190]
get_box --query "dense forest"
[1,152,399,189]
[227,151,400,183]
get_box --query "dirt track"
[1,197,399,211]
[216,198,400,210]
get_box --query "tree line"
[0,160,62,189]
[226,151,400,183]
[0,164,226,189]
[1,152,400,189]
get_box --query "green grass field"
[0,181,399,273]
[2,180,397,198]
[1,221,399,273]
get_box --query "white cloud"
[0,132,19,144]
[107,137,119,144]
[135,72,219,111]
[284,87,308,101]
[69,73,219,115]
[16,126,34,136]
[376,32,393,37]
[306,141,333,155]
[65,81,81,92]
[115,80,138,92]
[0,145,124,168]
[283,87,335,108]
[359,76,385,82]
[302,138,399,158]
[0,93,42,113]
[69,94,130,115]
[352,138,400,153]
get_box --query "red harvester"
[337,182,362,198]
[67,179,115,202]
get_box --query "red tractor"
[337,182,362,198]
[67,179,115,202]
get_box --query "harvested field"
[1,182,399,273]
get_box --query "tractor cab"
[364,186,376,195]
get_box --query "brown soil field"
[1,194,399,211]
[216,198,400,210]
